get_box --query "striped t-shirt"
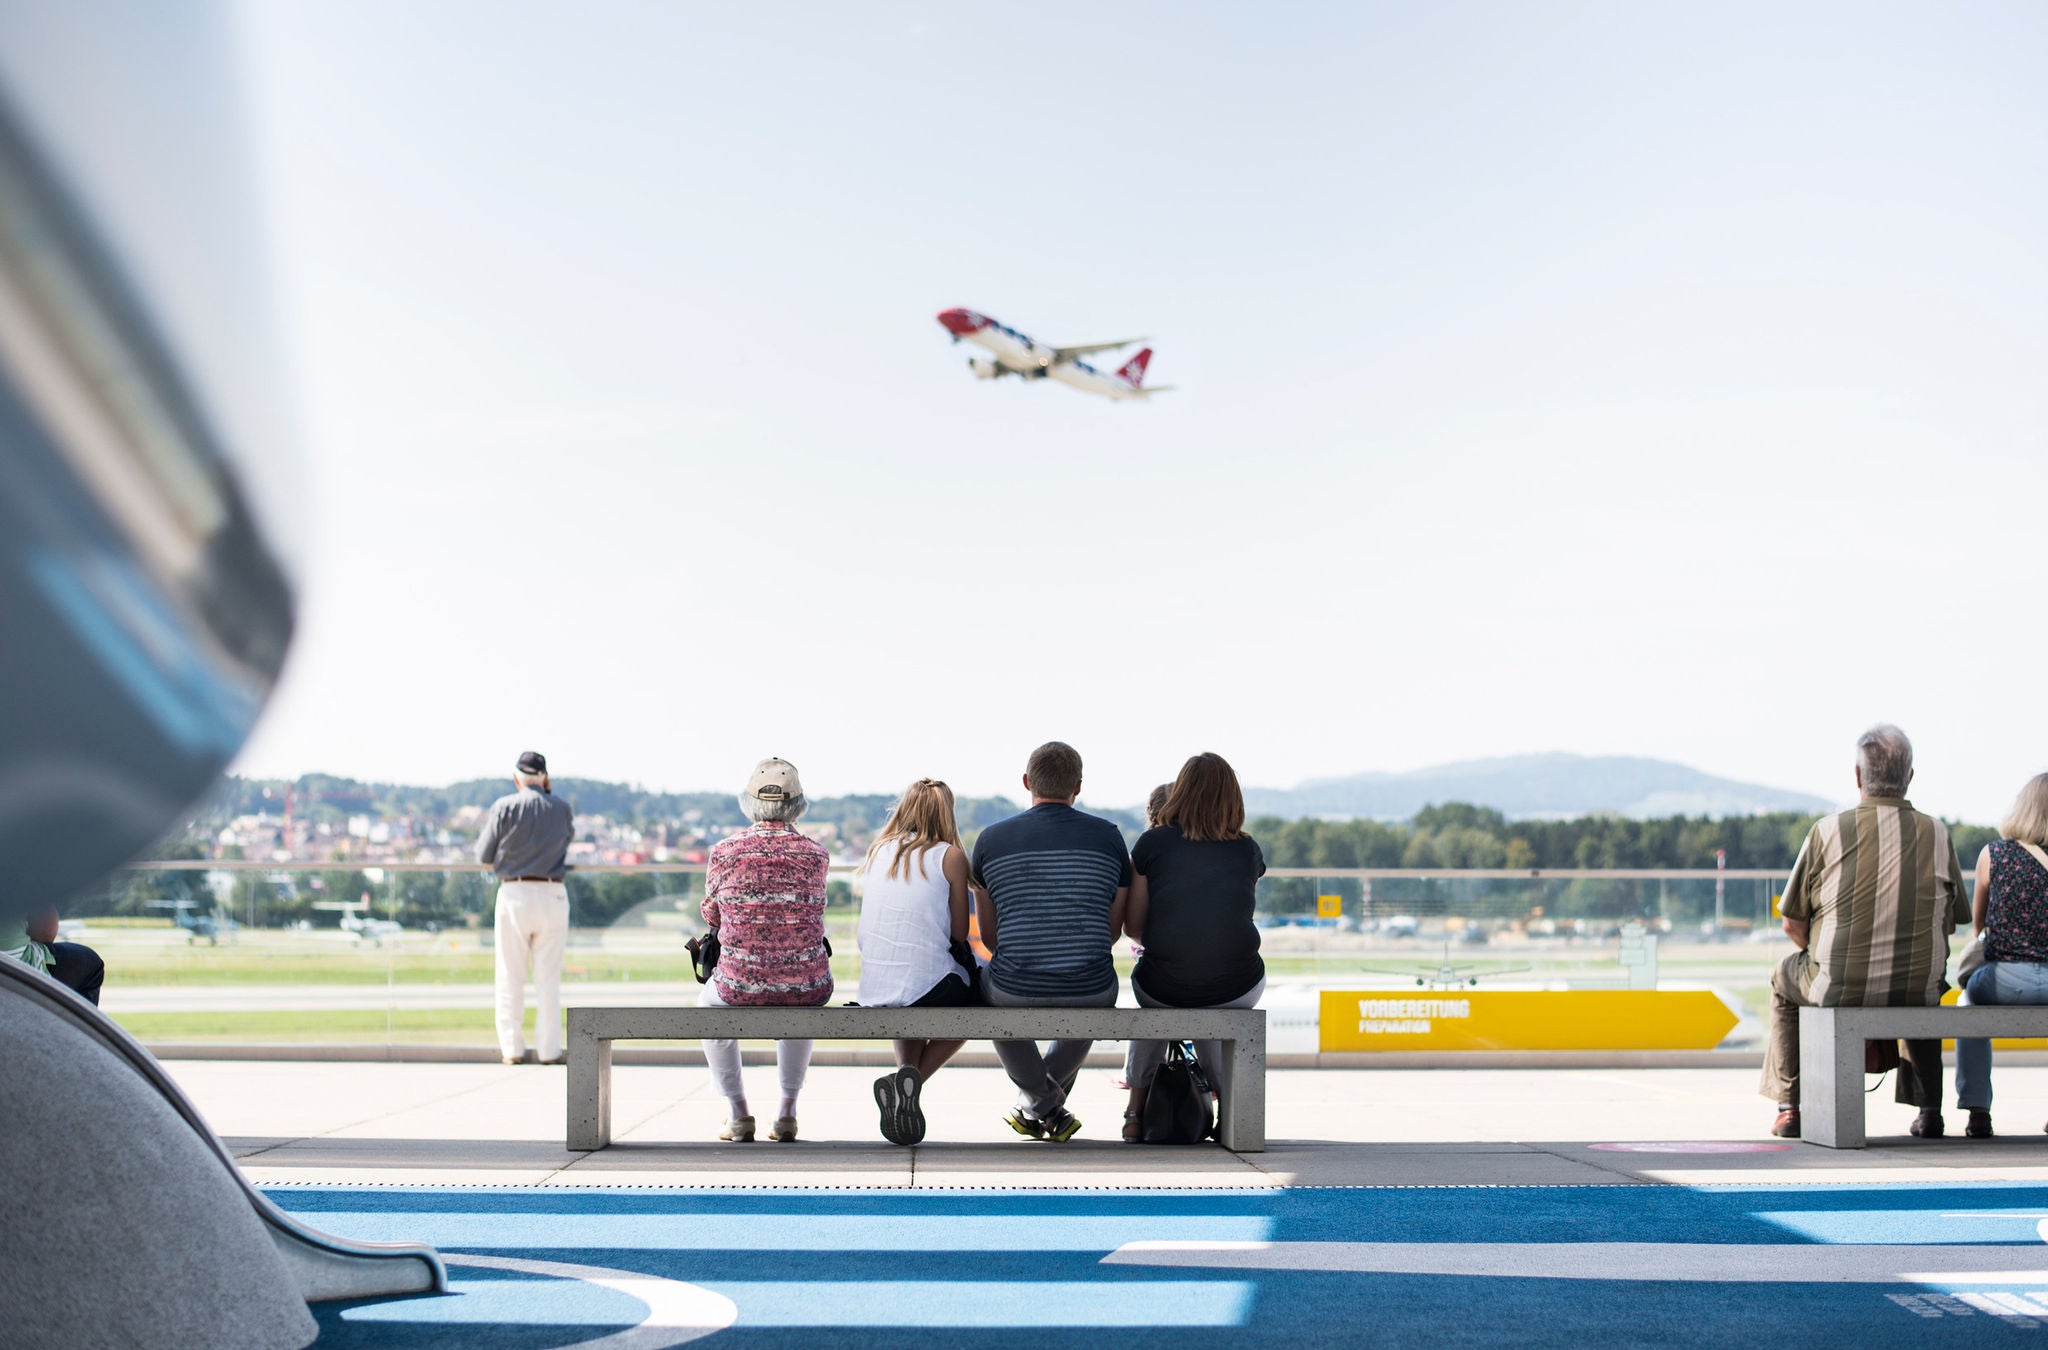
[971,803,1133,999]
[1779,798,1970,1007]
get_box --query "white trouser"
[699,982,812,1108]
[494,881,568,1060]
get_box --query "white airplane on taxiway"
[314,898,405,946]
[936,307,1172,402]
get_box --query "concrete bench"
[1800,1005,2048,1147]
[566,1005,1266,1152]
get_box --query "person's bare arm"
[1974,848,1993,934]
[1122,874,1150,942]
[973,885,996,953]
[1782,916,1810,950]
[942,846,971,942]
[25,906,58,945]
[1108,885,1130,943]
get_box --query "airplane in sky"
[935,308,1172,402]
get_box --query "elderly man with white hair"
[698,757,833,1143]
[477,750,576,1065]
[1763,725,1971,1139]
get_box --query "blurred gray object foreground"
[0,6,442,1342]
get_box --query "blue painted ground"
[273,1183,2048,1347]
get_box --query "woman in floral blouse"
[1955,774,2048,1138]
[699,757,832,1142]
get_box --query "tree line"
[102,783,1995,931]
[1245,801,1996,870]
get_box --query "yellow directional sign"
[1317,894,1342,918]
[1318,989,1739,1052]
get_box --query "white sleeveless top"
[856,841,969,1007]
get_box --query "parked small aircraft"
[935,307,1172,401]
[1362,939,1532,989]
[148,898,237,945]
[314,897,405,946]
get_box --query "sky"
[224,2,2048,820]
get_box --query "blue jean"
[1955,960,2048,1110]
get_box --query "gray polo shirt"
[476,788,575,881]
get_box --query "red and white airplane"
[935,307,1171,402]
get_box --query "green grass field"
[113,1008,505,1043]
[87,922,1803,1043]
[108,946,701,986]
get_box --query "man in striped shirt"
[1763,725,1971,1139]
[971,741,1132,1141]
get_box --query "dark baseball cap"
[516,751,548,775]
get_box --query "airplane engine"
[967,356,1002,380]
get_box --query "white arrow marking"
[441,1253,737,1349]
[1103,1241,2048,1284]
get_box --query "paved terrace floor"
[163,1059,2048,1346]
[173,1058,2048,1189]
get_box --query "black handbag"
[686,929,720,984]
[948,939,983,1001]
[1141,1042,1215,1145]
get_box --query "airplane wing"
[1049,338,1145,361]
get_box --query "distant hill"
[1242,754,1835,822]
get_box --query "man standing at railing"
[477,750,576,1065]
[1762,725,1969,1139]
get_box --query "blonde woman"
[855,778,976,1144]
[1955,773,2048,1138]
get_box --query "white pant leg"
[777,1039,813,1099]
[697,983,746,1104]
[493,886,534,1059]
[528,885,570,1059]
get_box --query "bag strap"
[2020,841,2048,875]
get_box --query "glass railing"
[75,860,1913,1052]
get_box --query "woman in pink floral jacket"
[699,757,832,1143]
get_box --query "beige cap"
[744,757,802,802]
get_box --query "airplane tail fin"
[1115,347,1153,387]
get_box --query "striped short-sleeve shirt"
[1779,798,1970,1007]
[971,803,1133,1000]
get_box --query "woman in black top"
[1120,752,1266,1141]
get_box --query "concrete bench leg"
[1799,1008,1865,1149]
[1215,1031,1266,1153]
[567,1026,612,1152]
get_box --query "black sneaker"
[1967,1109,1993,1139]
[1004,1108,1047,1139]
[1910,1110,1945,1139]
[890,1065,925,1145]
[1041,1108,1083,1142]
[874,1073,907,1145]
